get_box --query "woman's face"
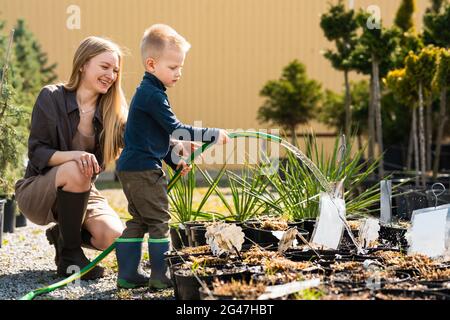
[81,51,120,94]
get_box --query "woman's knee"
[55,161,91,192]
[93,228,123,250]
[88,218,123,249]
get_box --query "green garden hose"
[19,131,284,300]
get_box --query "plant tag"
[380,180,392,225]
[359,218,380,248]
[205,223,245,256]
[277,228,299,253]
[407,207,449,258]
[271,230,285,240]
[310,192,346,249]
[257,278,321,300]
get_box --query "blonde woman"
[15,37,127,280]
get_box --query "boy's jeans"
[116,169,170,239]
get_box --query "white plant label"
[359,218,380,248]
[277,228,298,253]
[407,207,449,258]
[205,223,245,256]
[380,180,392,225]
[311,192,346,249]
[257,278,321,300]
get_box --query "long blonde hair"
[65,36,127,166]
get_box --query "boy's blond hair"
[140,24,191,65]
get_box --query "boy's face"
[147,47,185,88]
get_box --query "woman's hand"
[71,151,100,177]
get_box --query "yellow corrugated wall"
[1,0,427,133]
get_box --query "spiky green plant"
[199,163,271,222]
[167,164,225,224]
[253,134,381,220]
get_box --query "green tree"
[0,30,27,196]
[394,0,416,32]
[423,2,450,47]
[385,68,419,178]
[426,0,447,14]
[258,60,322,145]
[354,12,400,178]
[11,19,57,113]
[320,0,358,138]
[404,47,439,185]
[432,48,450,177]
[317,80,369,148]
[0,19,56,195]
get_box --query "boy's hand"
[176,159,191,177]
[172,140,202,157]
[216,129,231,145]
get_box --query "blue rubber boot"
[148,239,173,290]
[115,238,149,289]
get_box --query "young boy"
[115,24,230,289]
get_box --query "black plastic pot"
[379,225,408,248]
[426,189,450,207]
[331,271,410,289]
[15,212,27,228]
[374,288,450,300]
[199,287,235,300]
[184,221,206,247]
[339,229,360,250]
[191,226,207,247]
[301,219,316,240]
[3,199,16,233]
[393,186,428,220]
[418,279,450,294]
[170,225,189,250]
[243,221,308,246]
[0,199,6,248]
[287,249,352,262]
[174,265,249,300]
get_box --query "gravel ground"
[0,222,174,300]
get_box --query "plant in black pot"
[242,216,308,247]
[199,162,271,246]
[199,278,267,300]
[167,164,226,249]
[173,260,249,300]
[255,134,381,239]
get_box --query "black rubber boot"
[56,187,104,280]
[80,228,102,251]
[46,225,100,265]
[46,224,60,265]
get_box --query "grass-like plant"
[167,164,225,225]
[249,133,381,220]
[199,163,271,222]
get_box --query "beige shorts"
[15,166,119,226]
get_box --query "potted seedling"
[167,164,226,248]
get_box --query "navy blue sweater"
[117,72,219,171]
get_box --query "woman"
[15,37,127,280]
